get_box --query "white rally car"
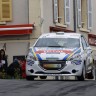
[26,32,94,80]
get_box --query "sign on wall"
[88,34,96,46]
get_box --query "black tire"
[40,76,47,79]
[26,76,34,81]
[87,70,94,79]
[77,72,84,81]
[77,66,86,81]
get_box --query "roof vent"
[56,32,65,35]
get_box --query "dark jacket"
[7,61,21,77]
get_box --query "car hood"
[32,47,81,61]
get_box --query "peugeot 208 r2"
[26,32,94,80]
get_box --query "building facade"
[0,0,34,64]
[0,0,96,64]
[29,0,96,59]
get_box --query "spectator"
[0,49,8,73]
[7,58,22,79]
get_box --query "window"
[81,36,88,50]
[64,0,70,24]
[35,38,80,48]
[0,0,12,21]
[77,0,81,27]
[53,0,58,23]
[84,37,89,47]
[13,55,26,62]
[77,0,87,28]
[77,0,92,30]
[87,0,92,29]
[53,0,70,25]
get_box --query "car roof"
[39,32,81,39]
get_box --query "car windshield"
[35,38,80,48]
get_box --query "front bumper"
[26,60,83,76]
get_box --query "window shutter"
[53,0,58,23]
[64,0,70,25]
[87,0,92,30]
[77,0,81,27]
[0,0,12,21]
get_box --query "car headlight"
[69,54,82,65]
[27,53,37,61]
[27,48,37,61]
[26,48,37,66]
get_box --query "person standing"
[0,49,8,73]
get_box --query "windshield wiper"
[48,46,63,47]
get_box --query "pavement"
[0,79,96,96]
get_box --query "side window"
[82,36,89,47]
[81,36,87,50]
[87,0,92,29]
[53,0,58,23]
[84,38,89,47]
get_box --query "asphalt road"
[0,79,96,96]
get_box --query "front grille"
[35,71,70,74]
[39,60,66,70]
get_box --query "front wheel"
[87,69,94,79]
[77,72,84,81]
[26,76,34,81]
[76,66,86,81]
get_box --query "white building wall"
[6,42,29,65]
[90,0,96,56]
[29,0,41,46]
[40,0,54,33]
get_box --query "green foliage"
[0,69,7,79]
[14,68,21,79]
[0,68,22,79]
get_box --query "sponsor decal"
[67,48,81,60]
[63,48,81,60]
[35,50,72,54]
[33,48,81,61]
[32,48,38,60]
[72,60,82,65]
